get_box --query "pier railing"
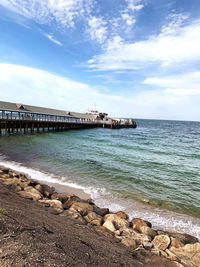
[0,109,136,134]
[0,112,101,124]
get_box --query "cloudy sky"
[0,0,200,121]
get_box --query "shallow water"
[0,119,200,238]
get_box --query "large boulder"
[51,192,69,203]
[84,211,102,225]
[157,231,198,245]
[0,173,11,179]
[104,213,129,230]
[35,184,55,197]
[122,228,151,245]
[165,249,178,261]
[131,218,152,232]
[64,209,87,225]
[93,205,109,217]
[103,220,116,232]
[115,211,129,220]
[18,186,42,201]
[62,195,83,209]
[2,178,19,186]
[170,237,185,248]
[19,180,31,190]
[140,226,156,240]
[1,168,9,174]
[39,199,63,214]
[169,242,200,267]
[152,234,171,251]
[69,202,93,216]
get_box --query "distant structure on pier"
[0,101,136,135]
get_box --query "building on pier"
[0,100,136,135]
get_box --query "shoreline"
[0,158,200,240]
[0,166,200,267]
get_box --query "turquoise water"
[0,119,200,237]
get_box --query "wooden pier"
[0,101,136,135]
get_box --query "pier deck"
[0,101,136,135]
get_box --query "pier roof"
[0,101,90,118]
[0,101,105,120]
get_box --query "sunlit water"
[0,119,200,238]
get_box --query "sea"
[0,119,200,239]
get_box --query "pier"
[0,101,136,135]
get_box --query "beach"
[0,119,200,266]
[0,119,200,240]
[1,166,200,267]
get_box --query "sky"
[0,0,200,121]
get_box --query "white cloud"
[0,0,93,28]
[87,16,107,44]
[161,13,190,35]
[88,18,200,70]
[0,0,145,46]
[125,0,144,12]
[0,63,200,121]
[143,72,200,96]
[43,33,62,46]
[121,13,136,26]
[0,63,130,116]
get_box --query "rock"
[114,230,121,236]
[165,249,178,261]
[51,192,69,203]
[116,211,129,220]
[19,180,31,189]
[170,237,184,248]
[84,211,102,225]
[140,226,156,239]
[64,210,87,224]
[2,177,19,186]
[122,228,151,245]
[121,238,137,249]
[39,199,63,214]
[35,184,43,194]
[160,250,168,258]
[104,214,129,230]
[170,242,200,267]
[103,220,116,232]
[35,184,54,197]
[90,220,101,226]
[0,174,11,179]
[2,168,9,174]
[131,218,152,232]
[42,184,55,197]
[151,248,160,256]
[152,234,171,251]
[94,226,115,238]
[87,198,95,205]
[62,195,83,209]
[143,241,153,250]
[93,205,109,217]
[69,202,93,216]
[12,172,19,178]
[157,231,198,245]
[18,186,42,201]
[28,179,38,187]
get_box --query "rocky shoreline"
[0,166,199,267]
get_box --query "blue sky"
[0,0,200,120]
